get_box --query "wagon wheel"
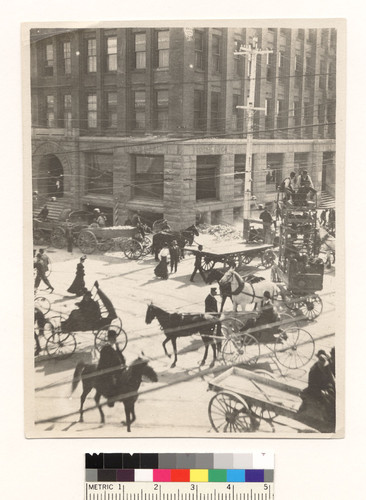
[94,326,128,353]
[208,391,255,433]
[50,227,66,249]
[99,239,114,253]
[242,254,253,265]
[124,239,143,260]
[298,294,323,321]
[77,230,98,254]
[283,291,302,311]
[141,236,152,256]
[250,370,278,421]
[33,228,47,245]
[274,327,315,369]
[201,256,215,271]
[261,249,276,269]
[221,317,246,339]
[46,332,77,359]
[34,296,51,315]
[221,332,260,366]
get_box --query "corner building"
[31,27,336,228]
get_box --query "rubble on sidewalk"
[198,223,242,241]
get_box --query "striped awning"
[318,191,335,209]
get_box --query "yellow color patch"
[190,469,209,482]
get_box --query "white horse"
[219,270,279,312]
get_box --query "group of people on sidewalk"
[154,240,181,280]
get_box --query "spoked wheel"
[208,391,255,433]
[94,326,128,353]
[202,256,215,271]
[77,230,98,254]
[141,236,152,256]
[124,239,143,260]
[298,294,323,321]
[261,249,276,269]
[50,227,66,249]
[99,239,114,253]
[35,296,51,315]
[221,332,260,366]
[283,291,302,311]
[33,228,47,245]
[274,327,315,369]
[46,332,77,359]
[242,255,253,265]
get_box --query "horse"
[152,224,199,260]
[71,357,158,432]
[207,269,267,312]
[145,303,222,368]
[218,269,279,312]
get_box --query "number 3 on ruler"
[190,485,195,490]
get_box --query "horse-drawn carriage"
[208,366,335,433]
[37,285,127,359]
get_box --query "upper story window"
[232,94,243,131]
[134,33,146,69]
[319,60,326,89]
[46,95,55,127]
[87,94,97,128]
[212,35,221,73]
[233,40,243,76]
[63,41,71,74]
[133,90,146,129]
[63,94,72,128]
[45,43,54,76]
[321,29,328,48]
[106,36,117,71]
[194,89,205,131]
[266,52,274,80]
[106,92,117,128]
[156,30,169,68]
[194,30,204,70]
[87,39,97,73]
[154,89,169,130]
[211,91,220,131]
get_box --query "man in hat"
[169,239,180,273]
[34,252,54,293]
[94,208,106,227]
[204,287,222,352]
[190,245,207,283]
[258,291,277,325]
[97,329,126,407]
[61,289,101,332]
[39,248,50,275]
[259,207,274,244]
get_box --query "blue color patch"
[227,469,245,482]
[245,470,264,482]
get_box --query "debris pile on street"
[198,223,242,241]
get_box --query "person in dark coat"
[190,245,207,283]
[61,290,101,332]
[169,240,180,273]
[97,329,126,407]
[34,253,54,293]
[204,287,222,353]
[37,205,48,220]
[67,255,87,295]
[65,224,73,253]
[34,306,46,356]
[259,207,274,244]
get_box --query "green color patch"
[208,469,227,482]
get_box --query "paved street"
[33,236,336,436]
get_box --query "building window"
[134,33,146,69]
[196,155,219,201]
[194,90,205,131]
[212,35,221,73]
[211,92,220,131]
[233,40,243,75]
[133,155,164,199]
[294,101,301,127]
[330,29,337,50]
[319,60,326,89]
[266,154,283,189]
[86,153,113,195]
[304,101,313,138]
[232,94,243,131]
[63,94,72,129]
[295,54,302,75]
[155,30,169,68]
[87,39,97,73]
[46,95,55,127]
[106,92,117,128]
[278,50,285,77]
[276,99,286,128]
[234,154,245,197]
[45,43,54,76]
[266,52,274,80]
[307,29,315,43]
[194,30,204,70]
[154,90,169,130]
[297,29,304,40]
[87,94,97,128]
[133,90,145,129]
[62,41,71,74]
[321,29,328,48]
[106,36,117,71]
[328,63,336,91]
[305,55,312,87]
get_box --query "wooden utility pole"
[235,37,273,240]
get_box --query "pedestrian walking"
[190,245,207,283]
[259,207,274,244]
[39,248,50,275]
[67,255,87,296]
[154,242,169,280]
[65,224,73,253]
[169,240,180,273]
[34,253,54,293]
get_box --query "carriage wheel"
[208,391,255,433]
[261,249,276,269]
[77,230,98,254]
[141,236,152,256]
[221,333,260,366]
[242,255,253,265]
[46,332,77,359]
[94,326,128,353]
[283,291,302,311]
[99,239,114,253]
[298,294,323,321]
[34,296,51,315]
[274,327,315,369]
[124,239,143,260]
[50,227,66,249]
[221,317,246,339]
[201,256,215,271]
[33,228,47,245]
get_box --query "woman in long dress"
[154,243,169,280]
[67,255,87,295]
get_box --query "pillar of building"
[219,153,235,224]
[113,148,131,224]
[252,152,267,205]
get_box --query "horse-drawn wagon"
[208,366,335,433]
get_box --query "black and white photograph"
[23,19,345,437]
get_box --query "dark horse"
[71,357,158,432]
[152,224,199,260]
[145,303,222,368]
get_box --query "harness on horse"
[230,271,263,301]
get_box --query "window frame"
[196,155,220,201]
[194,30,204,70]
[155,30,169,68]
[106,36,117,72]
[87,38,97,73]
[46,94,55,127]
[86,153,114,195]
[134,32,147,70]
[63,94,72,129]
[63,41,71,74]
[212,34,221,73]
[106,91,118,129]
[193,89,205,131]
[210,91,221,131]
[132,155,164,200]
[154,89,169,130]
[133,90,146,130]
[45,43,54,76]
[87,93,97,129]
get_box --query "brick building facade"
[31,26,336,228]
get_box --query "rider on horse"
[97,329,126,407]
